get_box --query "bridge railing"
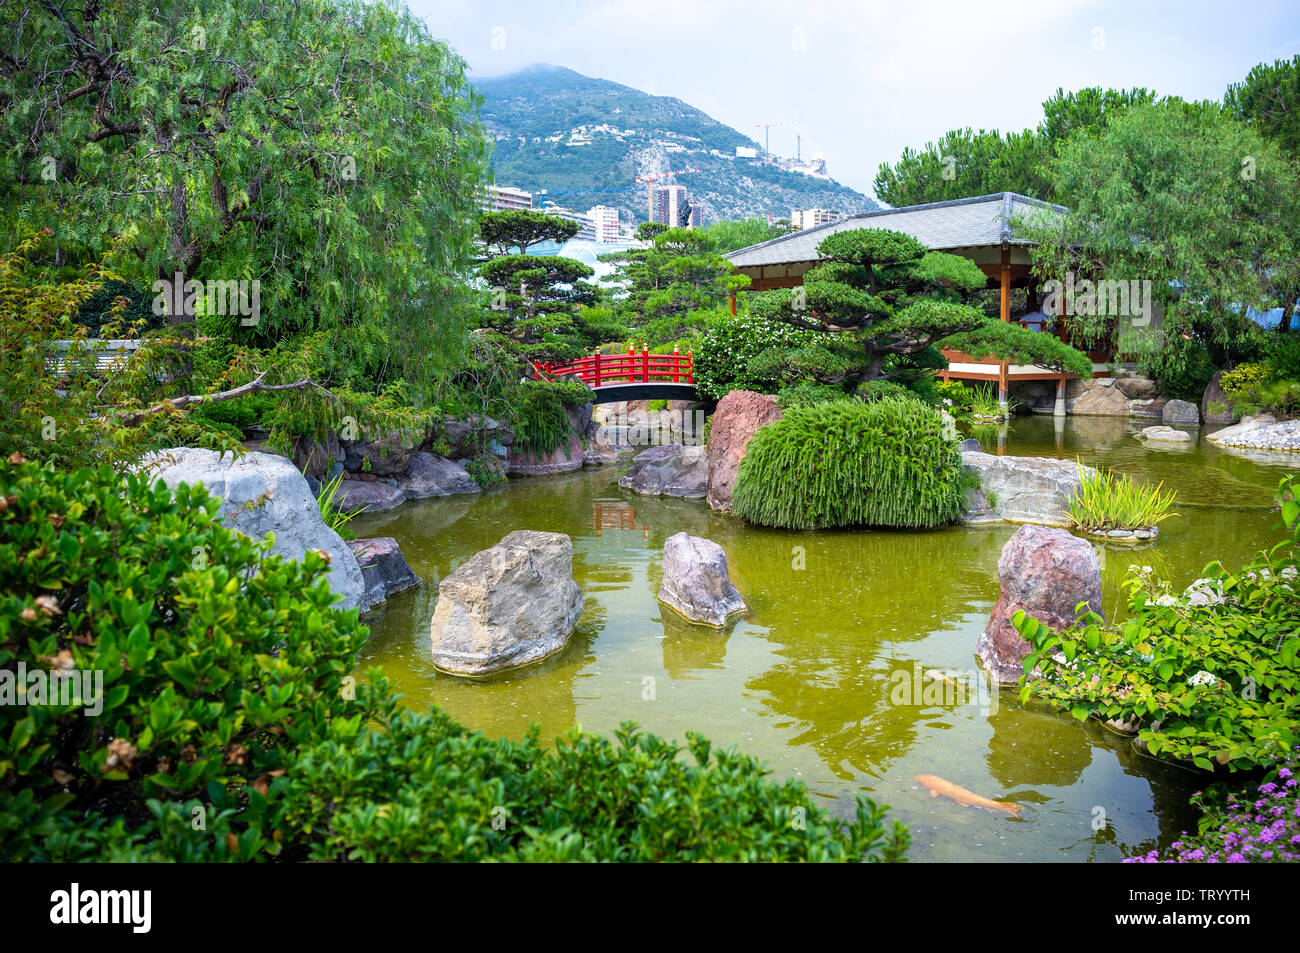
[533,346,693,387]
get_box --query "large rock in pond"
[340,430,419,476]
[657,533,746,627]
[1113,376,1159,401]
[1138,425,1193,444]
[139,448,369,612]
[438,415,514,458]
[429,530,585,675]
[396,451,479,499]
[978,525,1103,683]
[347,537,420,609]
[1070,383,1130,416]
[337,479,406,513]
[1163,399,1200,426]
[1201,370,1239,425]
[961,451,1095,526]
[619,445,708,498]
[706,390,783,513]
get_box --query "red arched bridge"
[532,348,699,403]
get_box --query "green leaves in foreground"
[0,457,905,862]
[732,397,965,530]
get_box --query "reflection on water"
[352,414,1295,862]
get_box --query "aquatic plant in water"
[1067,462,1178,532]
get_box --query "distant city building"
[541,201,597,241]
[587,205,621,242]
[735,146,758,159]
[688,202,706,229]
[790,207,845,230]
[652,185,691,227]
[481,184,533,212]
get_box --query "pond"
[349,413,1296,862]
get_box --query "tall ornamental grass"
[732,396,966,530]
[1067,463,1178,532]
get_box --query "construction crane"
[755,122,783,159]
[635,168,699,224]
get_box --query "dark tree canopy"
[1226,55,1300,157]
[479,210,581,256]
[748,227,1091,385]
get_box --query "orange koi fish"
[915,774,1023,816]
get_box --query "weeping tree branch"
[118,370,334,425]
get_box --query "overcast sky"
[411,0,1300,201]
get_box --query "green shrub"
[0,456,369,861]
[1016,476,1300,773]
[693,310,819,399]
[462,453,507,488]
[1132,333,1215,402]
[1222,356,1300,416]
[732,397,966,530]
[511,378,592,458]
[278,702,909,862]
[1264,333,1300,380]
[856,380,916,404]
[775,381,849,409]
[1066,463,1178,532]
[0,457,908,861]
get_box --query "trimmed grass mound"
[732,396,965,530]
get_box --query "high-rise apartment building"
[653,185,690,227]
[481,185,533,212]
[587,205,620,242]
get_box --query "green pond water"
[350,413,1297,863]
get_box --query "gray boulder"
[429,530,584,675]
[1201,370,1239,425]
[396,451,479,499]
[657,533,747,627]
[619,445,708,498]
[341,430,419,476]
[347,537,420,609]
[978,525,1103,683]
[1162,399,1200,425]
[961,451,1095,526]
[139,448,369,612]
[1114,376,1159,400]
[1138,425,1193,443]
[338,479,406,512]
[1071,384,1131,416]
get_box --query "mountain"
[473,65,878,226]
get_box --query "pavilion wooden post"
[1054,279,1068,417]
[998,244,1011,416]
[729,291,737,316]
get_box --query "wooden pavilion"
[724,192,1116,414]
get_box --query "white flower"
[1154,594,1177,607]
[1187,670,1218,687]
